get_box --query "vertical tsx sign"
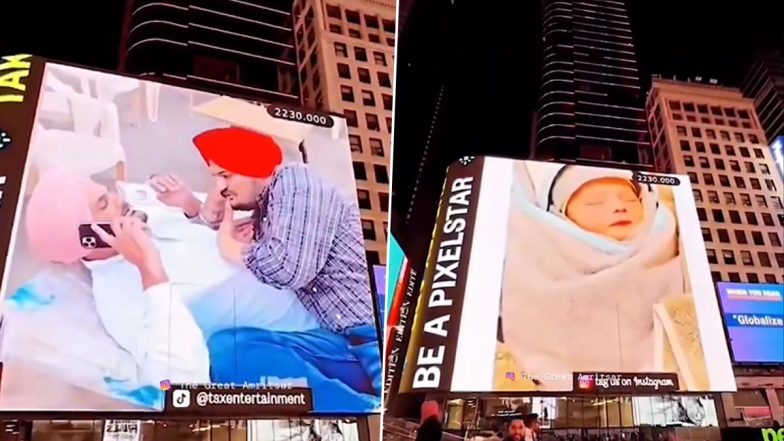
[0,54,45,288]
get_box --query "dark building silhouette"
[533,0,651,165]
[741,51,784,143]
[118,0,299,104]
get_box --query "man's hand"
[150,173,201,218]
[91,217,168,289]
[217,201,246,265]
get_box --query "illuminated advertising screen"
[400,157,735,394]
[0,56,381,414]
[373,265,386,323]
[772,136,784,180]
[386,234,405,319]
[717,282,784,364]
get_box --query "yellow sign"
[0,54,32,104]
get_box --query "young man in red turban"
[191,126,382,406]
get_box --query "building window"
[712,209,725,223]
[740,193,752,206]
[357,189,371,209]
[754,148,765,158]
[382,19,395,33]
[361,90,375,106]
[715,158,725,170]
[745,161,756,173]
[382,94,393,111]
[354,47,368,61]
[729,160,740,172]
[334,42,348,57]
[769,232,782,247]
[749,134,759,144]
[366,250,380,265]
[748,273,760,283]
[735,230,747,244]
[701,227,712,242]
[776,253,784,269]
[680,140,691,151]
[704,173,715,185]
[758,252,772,267]
[739,146,750,157]
[740,251,754,266]
[729,210,741,223]
[760,163,770,174]
[752,231,765,246]
[756,195,768,207]
[669,100,681,110]
[762,213,775,226]
[337,63,351,79]
[369,138,384,157]
[706,129,716,139]
[684,155,694,167]
[711,271,722,282]
[697,208,707,221]
[358,68,371,83]
[676,126,687,136]
[745,211,758,225]
[750,178,761,190]
[725,145,735,155]
[728,272,742,282]
[717,228,730,243]
[345,9,360,24]
[734,176,746,188]
[693,189,702,202]
[707,190,719,204]
[329,24,343,34]
[386,117,392,133]
[361,219,376,240]
[766,179,777,192]
[378,192,389,212]
[344,110,358,127]
[734,133,745,142]
[706,248,718,264]
[365,15,379,28]
[366,113,380,131]
[348,28,361,38]
[368,34,381,43]
[691,127,702,138]
[720,131,730,141]
[724,192,736,205]
[683,102,695,112]
[687,172,698,184]
[722,250,736,265]
[378,72,392,87]
[373,51,387,66]
[765,274,778,283]
[326,4,342,18]
[340,85,355,102]
[774,197,784,209]
[718,175,729,186]
[349,134,362,153]
[373,164,389,184]
[352,161,367,180]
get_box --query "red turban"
[193,127,283,178]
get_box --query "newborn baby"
[501,163,686,390]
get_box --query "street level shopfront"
[0,418,377,441]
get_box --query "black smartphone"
[77,223,114,249]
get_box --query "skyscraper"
[647,78,784,286]
[290,0,396,265]
[741,51,784,143]
[533,0,651,165]
[118,0,300,104]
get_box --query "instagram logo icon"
[577,374,594,390]
[505,372,516,381]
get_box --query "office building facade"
[291,0,396,264]
[741,51,784,143]
[647,78,784,427]
[118,0,300,104]
[534,0,651,165]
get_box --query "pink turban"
[25,169,93,263]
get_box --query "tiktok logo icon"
[172,389,191,408]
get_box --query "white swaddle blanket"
[501,164,687,391]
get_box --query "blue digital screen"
[717,283,784,363]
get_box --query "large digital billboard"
[717,282,784,364]
[386,234,405,319]
[399,157,735,394]
[373,265,387,323]
[0,56,382,414]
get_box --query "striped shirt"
[242,164,374,334]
